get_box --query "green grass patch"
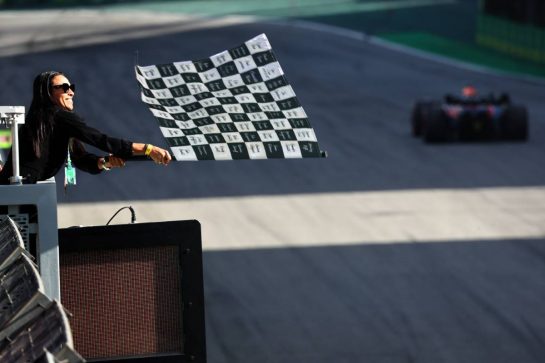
[380,32,545,79]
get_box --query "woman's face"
[49,74,74,111]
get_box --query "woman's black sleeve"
[70,139,102,175]
[56,110,133,159]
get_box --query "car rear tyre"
[423,104,449,143]
[500,105,528,141]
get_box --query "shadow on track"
[204,237,545,363]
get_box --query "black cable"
[106,206,136,225]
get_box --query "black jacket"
[0,108,132,184]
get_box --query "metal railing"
[0,106,60,301]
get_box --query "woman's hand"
[107,155,126,168]
[148,146,172,165]
[98,155,125,170]
[132,143,172,165]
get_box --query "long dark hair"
[27,70,63,157]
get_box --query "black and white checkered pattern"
[135,34,323,161]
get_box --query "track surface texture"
[1,9,545,363]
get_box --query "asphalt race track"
[1,9,545,363]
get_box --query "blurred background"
[1,0,544,362]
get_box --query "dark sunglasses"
[51,83,75,93]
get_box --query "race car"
[411,85,529,143]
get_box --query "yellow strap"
[145,144,153,156]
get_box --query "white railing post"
[0,106,25,184]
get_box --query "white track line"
[58,187,545,250]
[0,10,256,57]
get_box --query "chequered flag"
[135,34,324,161]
